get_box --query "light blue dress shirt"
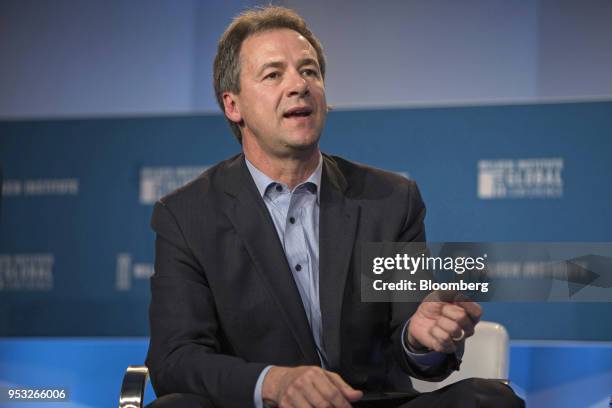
[245,156,446,408]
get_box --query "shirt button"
[295,264,302,271]
[289,216,295,224]
[275,184,282,192]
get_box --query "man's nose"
[286,70,310,97]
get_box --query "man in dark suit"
[145,6,523,408]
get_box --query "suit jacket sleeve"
[145,200,267,408]
[388,181,462,382]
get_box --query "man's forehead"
[240,28,317,65]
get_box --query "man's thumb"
[326,372,363,401]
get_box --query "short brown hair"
[213,6,326,143]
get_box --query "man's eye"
[302,69,319,78]
[264,72,280,80]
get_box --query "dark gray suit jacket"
[145,153,459,408]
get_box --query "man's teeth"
[286,111,311,117]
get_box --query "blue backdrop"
[1,101,611,340]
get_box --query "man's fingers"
[282,384,312,408]
[325,371,363,402]
[450,292,482,321]
[308,372,351,408]
[436,315,472,338]
[278,367,348,408]
[304,383,342,408]
[430,325,456,353]
[441,304,477,335]
[455,300,482,324]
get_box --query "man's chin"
[278,129,320,149]
[283,136,320,153]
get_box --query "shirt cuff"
[254,365,273,408]
[401,320,448,370]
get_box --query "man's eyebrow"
[298,57,320,69]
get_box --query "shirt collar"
[245,154,323,203]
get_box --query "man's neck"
[243,142,321,190]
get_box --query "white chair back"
[411,321,509,392]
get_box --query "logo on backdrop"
[139,166,209,204]
[138,167,406,205]
[477,158,563,199]
[0,254,54,291]
[115,253,154,291]
[2,179,79,197]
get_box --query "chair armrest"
[119,365,149,408]
[490,378,510,385]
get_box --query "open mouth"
[283,107,313,118]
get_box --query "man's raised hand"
[406,291,482,354]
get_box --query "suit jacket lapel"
[319,155,360,370]
[221,155,320,364]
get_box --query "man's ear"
[222,92,242,124]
